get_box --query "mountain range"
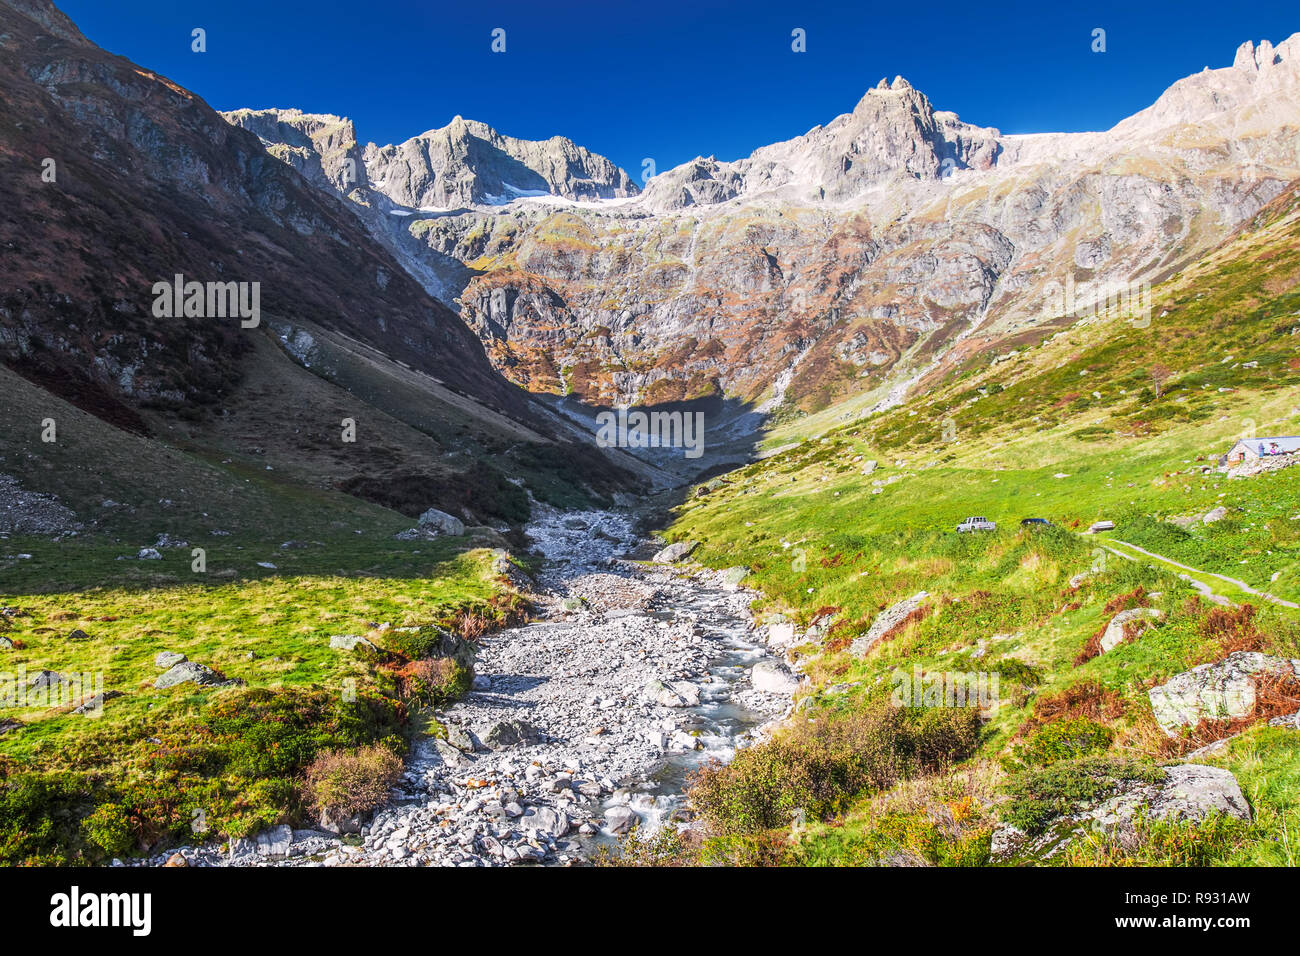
[227,37,1300,418]
[3,0,1299,529]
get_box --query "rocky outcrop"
[1099,607,1165,653]
[652,540,698,564]
[154,661,234,690]
[993,764,1252,862]
[850,592,929,657]
[1148,651,1300,735]
[362,116,638,209]
[234,34,1300,411]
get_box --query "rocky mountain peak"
[361,117,638,209]
[223,108,367,194]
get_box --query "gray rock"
[1202,506,1229,525]
[1148,651,1300,735]
[136,548,162,561]
[484,719,541,749]
[417,508,465,537]
[318,807,363,835]
[328,634,377,652]
[993,764,1252,862]
[1099,607,1165,653]
[1093,764,1252,828]
[604,806,640,834]
[652,540,698,564]
[766,619,797,648]
[522,807,570,837]
[154,650,187,669]
[27,669,65,691]
[444,723,477,752]
[154,661,230,690]
[849,592,929,658]
[255,824,294,858]
[718,566,749,589]
[751,659,798,695]
[643,678,701,707]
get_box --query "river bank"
[132,507,794,867]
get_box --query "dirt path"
[1099,538,1299,610]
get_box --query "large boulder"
[1148,651,1300,736]
[652,540,698,564]
[521,807,569,837]
[993,763,1251,862]
[417,508,465,536]
[154,661,231,690]
[604,806,640,834]
[255,824,294,858]
[484,719,541,749]
[751,660,798,695]
[767,618,797,648]
[643,678,701,707]
[1093,764,1252,828]
[1099,607,1164,653]
[849,592,929,657]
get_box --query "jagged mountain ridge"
[235,36,1300,415]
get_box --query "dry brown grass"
[1018,679,1126,738]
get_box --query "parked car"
[956,516,997,533]
[1020,517,1051,527]
[1087,520,1115,533]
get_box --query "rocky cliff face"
[233,35,1300,414]
[0,0,525,431]
[363,116,639,209]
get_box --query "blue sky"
[59,0,1298,179]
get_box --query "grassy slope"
[0,328,550,863]
[662,184,1300,866]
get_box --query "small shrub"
[304,744,404,819]
[1197,604,1263,657]
[1012,717,1114,767]
[688,698,980,835]
[80,802,137,856]
[396,658,471,706]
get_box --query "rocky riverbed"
[132,508,794,867]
